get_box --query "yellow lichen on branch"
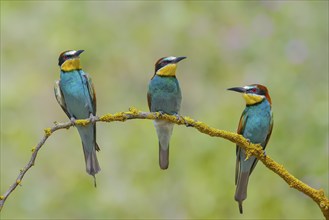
[0,108,328,219]
[75,119,89,126]
[95,108,329,219]
[43,128,52,137]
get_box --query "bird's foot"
[70,117,76,126]
[174,113,189,127]
[89,113,98,124]
[263,149,267,157]
[157,111,165,118]
[174,113,181,121]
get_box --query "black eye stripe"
[247,88,266,95]
[155,60,170,72]
[58,54,74,66]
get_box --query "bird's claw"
[70,117,76,125]
[174,113,181,121]
[174,114,189,127]
[263,149,267,157]
[157,111,165,118]
[89,114,98,123]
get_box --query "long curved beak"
[174,56,187,63]
[75,50,85,56]
[227,87,246,93]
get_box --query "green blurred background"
[1,1,328,219]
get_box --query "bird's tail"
[159,143,169,169]
[154,120,174,170]
[82,141,101,186]
[235,171,250,214]
[77,125,101,187]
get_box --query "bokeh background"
[1,1,328,219]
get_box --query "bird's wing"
[83,72,100,151]
[84,72,97,115]
[249,112,273,175]
[263,113,274,149]
[147,90,152,111]
[235,109,248,184]
[54,80,71,119]
[237,109,248,135]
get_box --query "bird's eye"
[248,88,257,93]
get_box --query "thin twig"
[1,107,328,219]
[0,121,72,211]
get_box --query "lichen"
[44,128,52,137]
[128,107,139,114]
[1,108,328,218]
[75,119,89,126]
[99,113,113,121]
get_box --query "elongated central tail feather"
[159,143,169,169]
[235,171,250,214]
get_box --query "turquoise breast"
[60,70,93,119]
[243,99,272,146]
[148,75,182,114]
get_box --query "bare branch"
[1,107,328,218]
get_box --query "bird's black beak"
[174,56,187,63]
[227,87,246,93]
[75,50,85,56]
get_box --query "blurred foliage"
[0,1,328,219]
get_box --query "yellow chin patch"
[243,93,264,105]
[61,59,82,72]
[156,64,177,76]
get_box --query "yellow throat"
[156,64,177,76]
[61,58,82,72]
[243,93,264,105]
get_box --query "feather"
[54,80,70,119]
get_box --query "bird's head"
[58,50,84,72]
[154,56,186,77]
[228,84,272,106]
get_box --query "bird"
[227,84,273,214]
[54,49,100,186]
[147,56,186,169]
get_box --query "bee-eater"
[54,50,100,185]
[147,56,186,170]
[228,84,273,214]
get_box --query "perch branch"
[0,107,328,219]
